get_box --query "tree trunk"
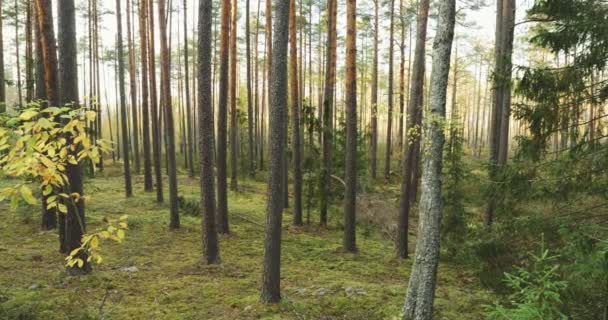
[260,0,289,303]
[35,0,58,231]
[396,0,430,259]
[398,0,406,152]
[246,0,255,176]
[402,0,455,317]
[217,0,231,234]
[485,0,515,228]
[230,0,238,190]
[384,0,395,180]
[25,0,33,102]
[140,0,153,191]
[198,0,220,265]
[58,0,90,274]
[289,0,302,226]
[158,0,180,229]
[343,0,357,253]
[127,0,140,174]
[116,0,133,198]
[319,0,337,226]
[148,0,164,203]
[184,0,194,178]
[370,0,378,179]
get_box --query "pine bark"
[158,0,180,229]
[246,0,255,176]
[35,0,58,231]
[343,0,357,253]
[116,0,133,198]
[230,0,238,190]
[58,0,90,274]
[370,0,378,179]
[402,0,455,316]
[140,0,153,191]
[289,0,302,226]
[260,0,289,303]
[217,0,231,234]
[385,0,395,180]
[148,0,164,203]
[127,0,140,174]
[184,0,194,178]
[198,0,220,264]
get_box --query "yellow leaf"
[19,110,39,121]
[20,185,37,205]
[119,215,128,221]
[69,247,81,257]
[117,229,125,240]
[90,236,99,249]
[58,203,68,214]
[85,111,96,121]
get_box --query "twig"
[98,288,110,320]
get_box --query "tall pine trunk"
[384,0,395,180]
[229,0,238,190]
[116,0,133,198]
[217,0,231,234]
[158,0,180,229]
[184,0,194,178]
[260,0,289,303]
[148,0,163,203]
[140,0,153,191]
[198,0,220,264]
[127,0,140,174]
[58,0,90,274]
[370,0,378,179]
[343,0,358,253]
[289,0,302,226]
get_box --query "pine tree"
[260,0,289,303]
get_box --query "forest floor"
[0,164,495,319]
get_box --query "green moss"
[0,165,493,319]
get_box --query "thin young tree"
[289,0,303,226]
[370,0,379,179]
[320,0,337,226]
[402,0,455,316]
[140,0,153,192]
[198,0,220,264]
[158,0,180,229]
[397,0,430,259]
[343,0,357,253]
[246,0,255,176]
[260,0,289,303]
[230,0,238,190]
[116,0,133,198]
[148,0,164,202]
[385,0,395,180]
[127,0,140,174]
[217,0,231,234]
[184,0,194,178]
[58,0,90,274]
